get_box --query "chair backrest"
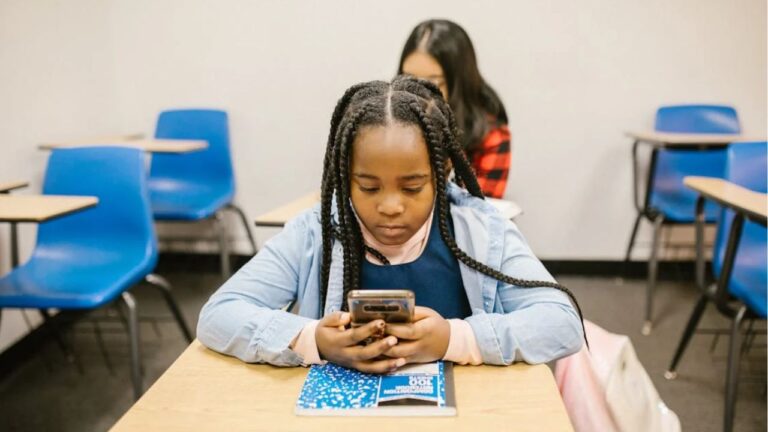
[655,105,741,134]
[35,147,157,267]
[713,141,768,277]
[648,105,740,221]
[150,109,235,191]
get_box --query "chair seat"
[149,178,233,220]
[0,244,156,309]
[729,223,767,318]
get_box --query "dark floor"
[0,270,765,431]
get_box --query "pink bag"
[554,321,681,432]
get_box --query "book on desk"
[295,361,456,416]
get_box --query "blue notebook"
[295,361,456,416]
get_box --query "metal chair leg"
[145,273,193,343]
[120,291,143,400]
[643,214,665,335]
[724,306,747,432]
[624,213,643,264]
[226,203,258,255]
[741,319,756,354]
[664,293,710,379]
[214,210,231,280]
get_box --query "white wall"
[1,0,765,349]
[104,0,767,259]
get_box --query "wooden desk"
[0,195,99,223]
[0,181,30,268]
[111,340,572,432]
[39,138,207,154]
[255,192,523,228]
[625,131,761,148]
[0,195,98,266]
[254,192,321,227]
[683,177,767,224]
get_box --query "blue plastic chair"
[665,141,767,432]
[0,147,192,400]
[625,105,740,334]
[149,109,257,278]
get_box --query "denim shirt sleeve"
[196,213,315,366]
[464,220,584,365]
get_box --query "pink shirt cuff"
[290,320,326,366]
[443,319,483,365]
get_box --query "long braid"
[320,83,390,312]
[320,84,371,313]
[408,100,588,347]
[336,114,362,312]
[332,101,379,311]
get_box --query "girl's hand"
[383,306,450,364]
[315,312,406,373]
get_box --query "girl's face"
[402,51,448,99]
[350,123,435,246]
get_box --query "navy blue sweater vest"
[360,214,471,319]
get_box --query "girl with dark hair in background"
[399,19,511,198]
[197,77,583,372]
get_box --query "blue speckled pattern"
[296,362,446,411]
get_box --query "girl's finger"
[344,319,385,345]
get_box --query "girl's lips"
[377,225,408,237]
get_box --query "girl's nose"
[377,194,405,216]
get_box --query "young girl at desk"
[399,19,511,198]
[198,76,584,373]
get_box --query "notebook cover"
[295,361,456,416]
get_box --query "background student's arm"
[472,125,511,199]
[464,221,584,365]
[197,213,315,366]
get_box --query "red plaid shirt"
[467,123,511,198]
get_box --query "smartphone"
[347,290,415,340]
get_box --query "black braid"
[363,245,390,265]
[335,105,371,312]
[320,83,390,313]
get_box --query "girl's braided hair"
[319,76,586,346]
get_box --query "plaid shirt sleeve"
[469,124,512,198]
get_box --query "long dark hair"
[319,76,586,346]
[398,19,508,153]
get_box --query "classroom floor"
[0,268,765,432]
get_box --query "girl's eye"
[403,187,423,194]
[359,186,379,193]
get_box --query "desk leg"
[715,214,744,305]
[10,222,18,268]
[694,197,706,291]
[643,214,664,335]
[715,214,745,432]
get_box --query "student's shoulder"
[283,203,323,233]
[447,183,507,223]
[483,117,511,142]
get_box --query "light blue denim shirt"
[198,183,584,366]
